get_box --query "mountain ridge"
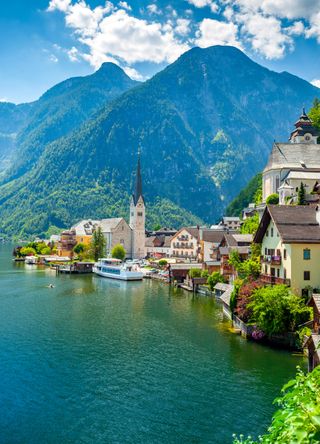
[0,45,318,237]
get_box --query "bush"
[40,247,51,255]
[230,279,243,313]
[207,272,226,291]
[111,244,126,261]
[188,268,202,278]
[248,285,312,336]
[266,193,279,205]
[20,246,37,256]
[235,280,263,322]
[233,366,320,444]
[201,270,209,279]
[240,213,259,235]
[158,259,168,267]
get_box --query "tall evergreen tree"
[90,227,106,261]
[297,182,306,205]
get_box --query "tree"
[228,250,261,280]
[73,243,85,255]
[20,246,36,256]
[266,193,279,205]
[90,227,106,261]
[40,246,51,255]
[207,272,226,290]
[240,213,259,235]
[158,259,168,267]
[297,182,306,205]
[111,244,126,261]
[188,268,202,278]
[153,224,161,231]
[233,366,320,444]
[248,285,312,336]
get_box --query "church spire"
[133,150,143,205]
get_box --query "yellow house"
[71,220,100,246]
[254,205,320,297]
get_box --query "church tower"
[130,153,146,259]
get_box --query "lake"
[0,244,304,443]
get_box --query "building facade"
[170,227,200,260]
[254,205,320,296]
[262,110,320,203]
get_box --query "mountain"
[0,45,319,238]
[226,173,262,217]
[0,63,138,181]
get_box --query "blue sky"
[1,0,320,103]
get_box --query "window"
[265,247,267,255]
[276,176,280,191]
[284,249,287,260]
[120,239,124,244]
[277,269,280,278]
[271,228,274,237]
[284,268,287,279]
[138,212,143,217]
[266,230,269,237]
[304,271,310,281]
[303,249,311,260]
[131,212,134,216]
[122,226,124,231]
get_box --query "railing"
[177,236,189,241]
[262,255,281,265]
[260,274,290,286]
[173,243,194,249]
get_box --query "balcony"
[260,274,290,286]
[262,255,282,266]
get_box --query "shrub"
[230,279,243,313]
[207,271,226,291]
[233,366,320,443]
[266,193,279,205]
[40,247,51,255]
[188,268,202,278]
[235,280,263,322]
[111,244,126,261]
[158,259,168,267]
[201,270,209,279]
[20,246,37,256]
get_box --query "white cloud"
[286,21,305,36]
[123,66,145,80]
[118,1,131,11]
[49,54,59,62]
[311,79,320,88]
[175,18,191,36]
[195,18,242,49]
[0,97,9,103]
[146,4,162,15]
[186,0,218,13]
[67,46,80,62]
[47,0,71,12]
[237,12,292,59]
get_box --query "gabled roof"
[309,294,320,313]
[264,143,320,172]
[100,218,126,232]
[173,226,200,240]
[201,229,225,243]
[254,205,320,244]
[72,219,100,236]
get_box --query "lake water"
[0,244,304,443]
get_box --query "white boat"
[25,256,38,265]
[93,258,143,281]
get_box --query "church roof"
[290,109,319,141]
[100,218,125,232]
[133,154,144,205]
[264,142,320,172]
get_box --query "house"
[254,205,320,296]
[219,233,253,281]
[242,203,256,220]
[57,230,77,257]
[220,217,241,231]
[72,220,100,246]
[199,229,225,272]
[262,110,320,204]
[145,234,173,258]
[170,227,200,261]
[68,155,146,259]
[304,294,320,371]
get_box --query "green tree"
[297,182,306,205]
[248,285,311,336]
[266,193,279,205]
[40,246,51,255]
[20,246,36,256]
[188,268,202,278]
[158,259,168,267]
[90,227,106,261]
[111,244,126,261]
[226,173,262,217]
[240,213,259,235]
[207,272,226,290]
[233,366,320,444]
[153,224,161,231]
[73,243,86,255]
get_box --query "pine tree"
[90,227,106,261]
[297,182,306,205]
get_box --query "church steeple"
[133,151,143,205]
[289,109,319,144]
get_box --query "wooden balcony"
[262,255,281,265]
[260,274,290,286]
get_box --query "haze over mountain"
[0,45,319,238]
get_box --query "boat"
[93,258,143,281]
[25,256,38,265]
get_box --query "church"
[263,110,320,205]
[70,155,146,259]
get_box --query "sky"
[1,0,320,103]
